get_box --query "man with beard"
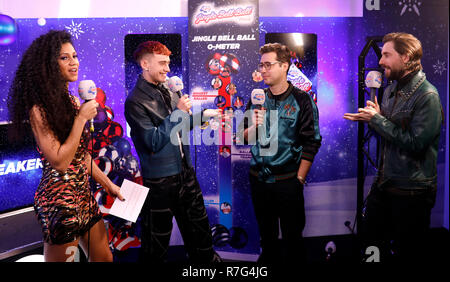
[344,32,444,262]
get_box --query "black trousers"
[250,174,306,264]
[361,183,437,262]
[140,162,216,263]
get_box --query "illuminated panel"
[0,124,41,213]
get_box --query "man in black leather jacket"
[344,32,443,262]
[125,41,220,262]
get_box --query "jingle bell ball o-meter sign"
[188,0,259,231]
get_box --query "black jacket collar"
[389,70,426,99]
[136,75,170,98]
[267,81,294,101]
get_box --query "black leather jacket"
[369,70,443,190]
[125,76,201,179]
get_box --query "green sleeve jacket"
[245,82,322,183]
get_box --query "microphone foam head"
[365,71,382,88]
[78,80,97,100]
[325,241,336,253]
[251,89,265,105]
[167,76,184,92]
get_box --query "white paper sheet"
[109,179,149,223]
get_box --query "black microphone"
[78,80,97,132]
[251,88,265,126]
[250,89,265,141]
[251,88,265,142]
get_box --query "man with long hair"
[344,32,444,262]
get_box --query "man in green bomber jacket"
[344,32,444,262]
[243,43,322,264]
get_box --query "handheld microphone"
[251,89,265,141]
[78,80,97,132]
[365,71,382,102]
[167,76,192,115]
[251,89,265,125]
[251,89,265,110]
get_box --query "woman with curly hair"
[7,30,124,262]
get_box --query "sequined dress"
[34,100,102,245]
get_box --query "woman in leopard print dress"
[8,30,124,262]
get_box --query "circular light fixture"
[37,17,47,26]
[0,14,17,45]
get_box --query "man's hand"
[177,94,192,113]
[366,95,381,114]
[203,109,221,119]
[252,108,266,127]
[343,96,380,123]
